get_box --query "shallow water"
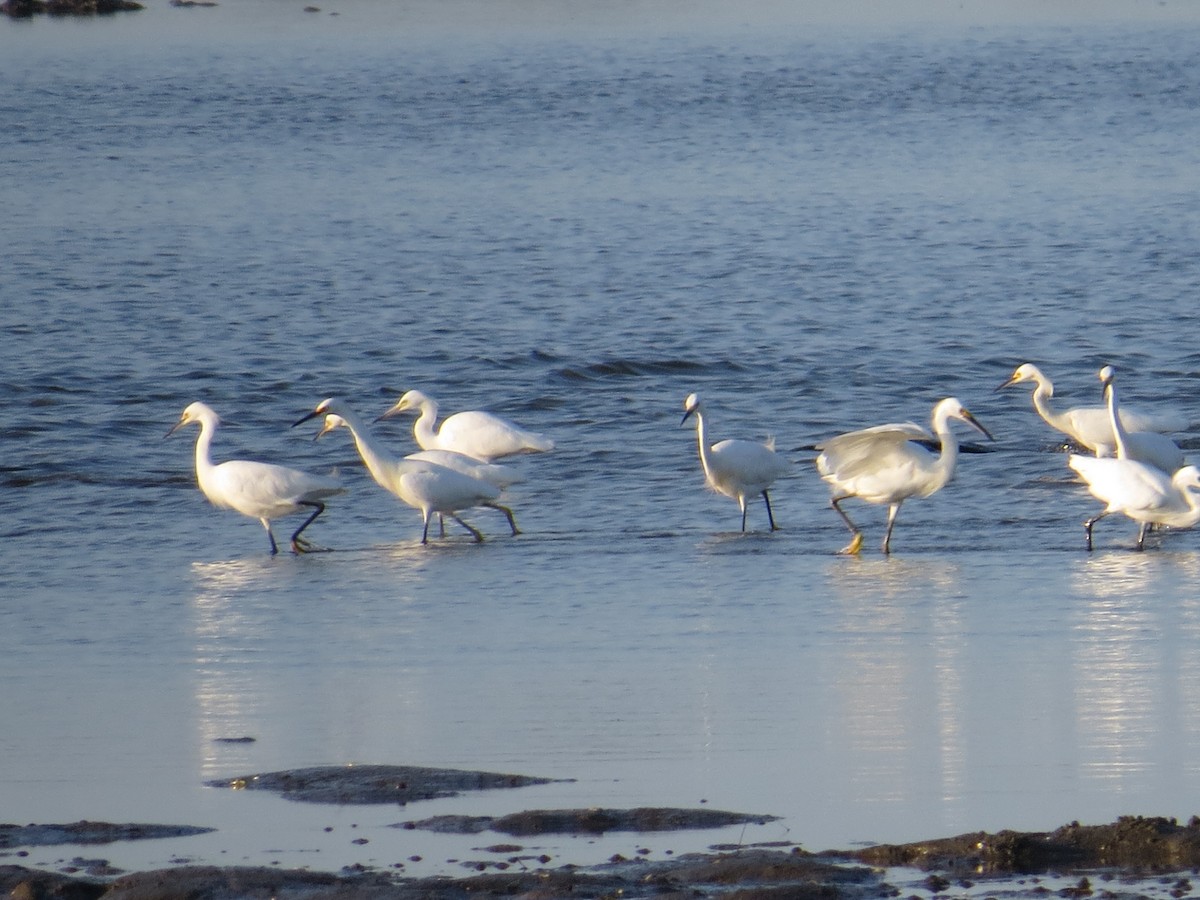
[5,0,1200,879]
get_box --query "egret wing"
[815,422,930,480]
[1068,455,1176,514]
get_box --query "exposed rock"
[0,851,879,900]
[1,0,141,17]
[849,815,1200,873]
[0,822,214,850]
[4,818,1199,900]
[398,806,780,836]
[204,764,566,805]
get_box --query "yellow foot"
[839,532,864,555]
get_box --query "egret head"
[681,392,703,426]
[379,389,430,421]
[936,397,994,442]
[291,397,338,429]
[996,362,1045,392]
[166,401,218,437]
[315,414,348,441]
[1174,465,1200,493]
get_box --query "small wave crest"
[551,357,745,382]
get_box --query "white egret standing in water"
[295,399,518,543]
[166,401,344,554]
[316,414,523,488]
[680,392,791,532]
[1089,366,1185,474]
[1068,367,1200,551]
[998,362,1185,462]
[377,389,554,462]
[815,397,993,555]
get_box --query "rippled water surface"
[5,0,1200,878]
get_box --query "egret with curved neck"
[816,397,993,555]
[998,362,1184,458]
[680,392,790,532]
[166,401,344,555]
[377,389,554,462]
[1069,368,1200,551]
[294,398,518,543]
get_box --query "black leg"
[1083,512,1107,552]
[290,501,326,553]
[262,519,279,555]
[763,490,778,531]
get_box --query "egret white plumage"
[166,401,344,554]
[815,397,993,555]
[1092,366,1185,474]
[680,392,790,532]
[295,399,518,543]
[998,362,1185,460]
[1068,368,1200,551]
[316,414,523,488]
[377,389,554,462]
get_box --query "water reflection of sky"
[1070,552,1200,796]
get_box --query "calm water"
[5,0,1200,878]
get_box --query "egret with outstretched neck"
[295,399,518,543]
[316,414,523,488]
[816,397,993,555]
[680,392,790,532]
[166,401,344,554]
[377,389,554,462]
[1068,368,1200,551]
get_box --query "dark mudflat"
[397,807,779,835]
[0,823,213,849]
[203,764,567,805]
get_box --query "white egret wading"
[295,399,518,543]
[1090,365,1185,473]
[1068,368,1200,551]
[377,389,554,462]
[680,392,790,532]
[166,401,344,554]
[317,415,523,488]
[998,362,1185,466]
[816,397,993,555]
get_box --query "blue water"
[5,0,1200,878]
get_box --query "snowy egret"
[997,362,1185,458]
[295,399,518,543]
[376,389,554,462]
[1068,369,1200,551]
[680,392,791,532]
[166,401,344,555]
[815,398,993,555]
[316,414,523,488]
[1092,366,1185,474]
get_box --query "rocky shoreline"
[4,816,1200,900]
[5,769,1200,899]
